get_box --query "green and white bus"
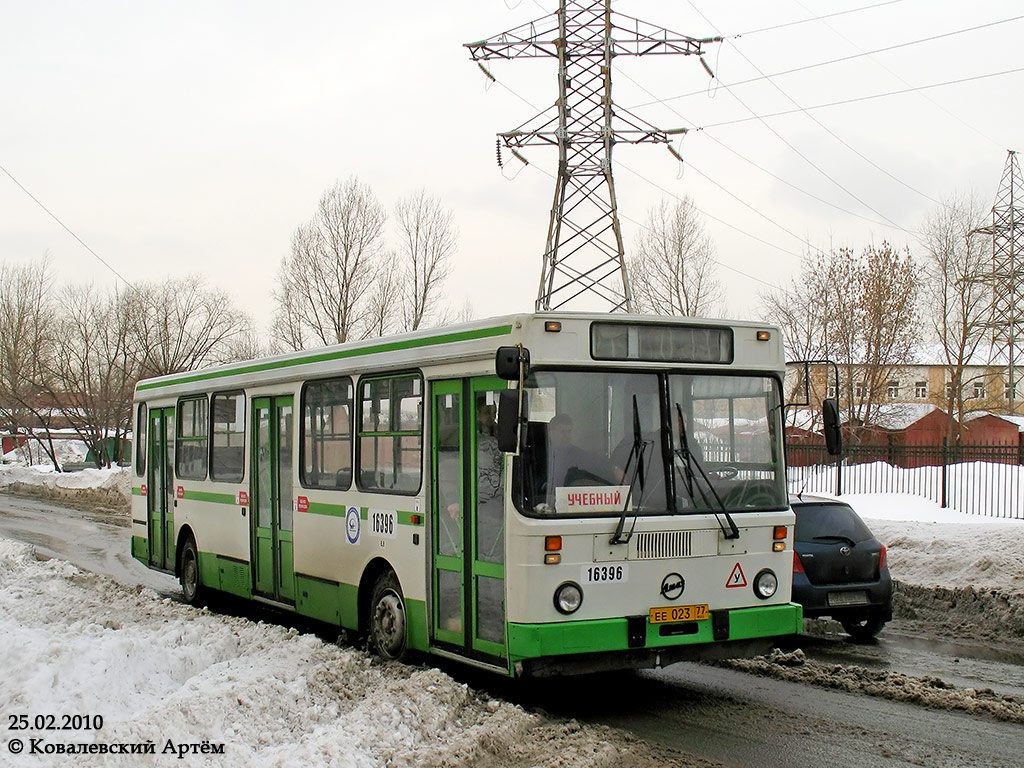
[131,313,803,677]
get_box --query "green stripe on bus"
[306,500,346,516]
[131,486,142,496]
[181,490,237,505]
[136,324,514,392]
[398,510,423,526]
[305,503,422,525]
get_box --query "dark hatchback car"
[790,495,893,639]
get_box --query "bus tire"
[180,537,205,606]
[368,570,408,662]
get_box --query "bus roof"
[134,312,783,399]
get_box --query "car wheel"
[840,615,886,640]
[180,537,205,606]
[368,570,408,662]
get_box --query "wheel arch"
[358,557,400,633]
[175,525,197,579]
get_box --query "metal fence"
[786,443,1024,519]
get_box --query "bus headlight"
[553,582,583,614]
[753,569,778,599]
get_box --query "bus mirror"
[495,346,530,381]
[823,398,842,456]
[497,389,522,453]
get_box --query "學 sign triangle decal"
[726,563,747,588]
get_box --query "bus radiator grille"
[635,531,692,559]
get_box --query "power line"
[689,1,952,207]
[0,160,130,286]
[733,0,908,38]
[615,66,906,231]
[616,161,803,292]
[510,0,916,232]
[682,3,906,231]
[694,66,1024,130]
[478,67,802,296]
[791,0,1009,151]
[630,13,1024,109]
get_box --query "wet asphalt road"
[2,493,1022,767]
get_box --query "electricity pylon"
[978,150,1024,414]
[466,2,718,312]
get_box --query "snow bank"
[722,649,1024,724]
[0,539,676,768]
[0,465,130,514]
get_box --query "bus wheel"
[368,571,407,662]
[180,537,205,606]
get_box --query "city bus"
[131,312,804,677]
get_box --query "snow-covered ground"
[1,465,1022,766]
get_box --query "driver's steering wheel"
[708,465,739,480]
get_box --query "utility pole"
[466,2,718,312]
[978,150,1024,414]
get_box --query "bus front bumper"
[508,602,802,678]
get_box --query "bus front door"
[251,396,295,603]
[431,378,507,662]
[147,407,175,571]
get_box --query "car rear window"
[793,503,874,543]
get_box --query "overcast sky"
[1,0,1021,331]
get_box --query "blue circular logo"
[346,507,360,544]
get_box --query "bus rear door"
[147,407,174,571]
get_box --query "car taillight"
[879,544,887,569]
[792,551,805,574]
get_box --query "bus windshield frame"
[511,368,787,518]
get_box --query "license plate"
[827,590,869,607]
[649,604,710,624]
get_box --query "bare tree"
[919,193,992,435]
[272,177,386,349]
[218,320,269,363]
[850,242,920,430]
[362,251,404,339]
[761,243,920,439]
[394,189,456,332]
[46,284,139,467]
[130,276,252,377]
[628,197,723,317]
[760,252,829,363]
[760,252,831,412]
[0,255,63,468]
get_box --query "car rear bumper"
[792,570,893,621]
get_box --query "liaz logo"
[660,573,685,600]
[345,507,360,544]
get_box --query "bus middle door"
[431,378,507,662]
[251,396,295,603]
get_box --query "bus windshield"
[512,369,786,516]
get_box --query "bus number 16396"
[582,564,628,583]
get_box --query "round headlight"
[553,581,583,614]
[753,569,778,599]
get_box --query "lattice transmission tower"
[466,2,718,312]
[980,150,1024,414]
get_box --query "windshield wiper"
[673,404,739,540]
[610,395,649,546]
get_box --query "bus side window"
[357,373,423,495]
